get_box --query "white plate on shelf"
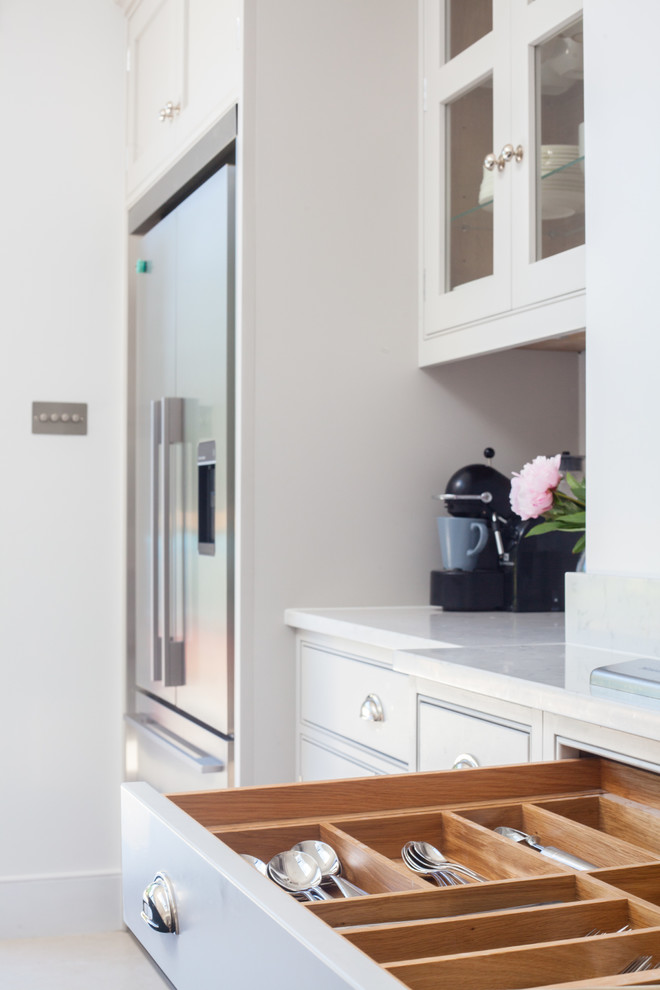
[478,184,584,218]
[539,188,585,219]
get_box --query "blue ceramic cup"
[436,516,489,572]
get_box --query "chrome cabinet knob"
[452,753,480,770]
[159,101,181,123]
[141,873,178,934]
[359,693,384,722]
[483,144,523,172]
[500,143,523,164]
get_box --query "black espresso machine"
[431,448,579,612]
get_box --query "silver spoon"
[291,840,367,897]
[494,826,597,870]
[240,854,267,876]
[267,850,332,900]
[401,845,470,886]
[403,840,487,882]
[408,862,469,886]
[244,853,321,901]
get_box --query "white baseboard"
[0,871,123,938]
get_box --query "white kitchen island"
[121,595,660,990]
[286,603,660,780]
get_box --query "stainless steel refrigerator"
[126,164,235,792]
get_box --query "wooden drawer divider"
[165,757,660,989]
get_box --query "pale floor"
[0,930,172,989]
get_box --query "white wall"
[583,0,660,579]
[238,0,584,785]
[0,0,585,938]
[0,0,126,935]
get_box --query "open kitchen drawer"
[122,758,660,989]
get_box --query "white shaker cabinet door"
[126,0,240,201]
[127,0,184,198]
[177,0,240,152]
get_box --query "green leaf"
[552,511,586,527]
[544,506,574,522]
[554,493,585,513]
[572,534,586,554]
[525,521,561,537]
[565,472,586,501]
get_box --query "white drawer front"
[418,699,531,771]
[299,645,409,764]
[121,783,400,990]
[299,736,387,781]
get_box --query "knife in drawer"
[494,826,597,870]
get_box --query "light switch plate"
[32,402,87,435]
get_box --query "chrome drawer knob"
[452,753,480,770]
[359,693,384,722]
[159,100,181,122]
[141,872,178,934]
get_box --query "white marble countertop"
[284,606,566,652]
[284,606,660,741]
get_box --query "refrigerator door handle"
[125,714,225,773]
[150,399,163,681]
[161,397,185,687]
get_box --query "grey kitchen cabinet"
[414,677,543,771]
[296,637,410,781]
[299,734,397,781]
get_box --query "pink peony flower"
[510,454,562,520]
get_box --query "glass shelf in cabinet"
[452,156,585,225]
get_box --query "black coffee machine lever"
[490,511,505,558]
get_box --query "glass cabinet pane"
[447,79,493,291]
[446,0,492,60]
[535,18,584,261]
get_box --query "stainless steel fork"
[585,924,632,937]
[619,955,654,974]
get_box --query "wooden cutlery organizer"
[122,757,660,989]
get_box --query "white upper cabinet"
[126,0,240,202]
[420,0,585,364]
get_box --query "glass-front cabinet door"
[511,0,585,307]
[421,0,585,365]
[422,0,511,335]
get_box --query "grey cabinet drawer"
[123,758,660,989]
[299,734,400,781]
[121,783,398,990]
[418,698,531,771]
[299,644,409,764]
